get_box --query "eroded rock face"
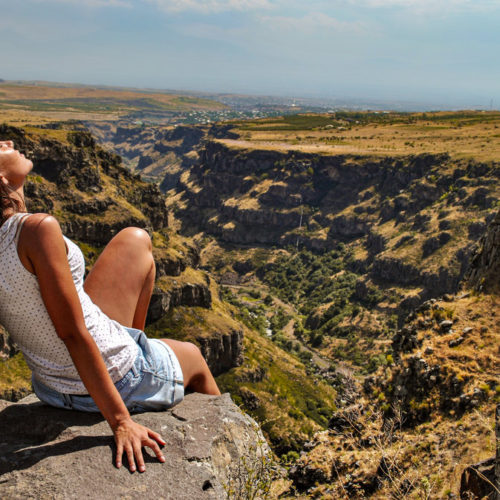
[86,122,208,188]
[0,393,270,500]
[467,209,500,292]
[147,283,212,324]
[461,404,500,500]
[460,458,497,500]
[197,328,244,377]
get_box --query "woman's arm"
[19,214,166,472]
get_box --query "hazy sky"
[1,0,499,107]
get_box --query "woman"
[0,139,220,473]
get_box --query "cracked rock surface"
[0,393,268,499]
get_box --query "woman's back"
[0,213,138,394]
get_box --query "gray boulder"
[0,393,271,499]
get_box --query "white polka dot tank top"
[0,213,138,394]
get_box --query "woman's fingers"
[114,422,166,472]
[116,441,124,468]
[145,438,165,463]
[126,444,136,472]
[133,441,145,473]
[148,429,166,446]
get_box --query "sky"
[1,0,499,108]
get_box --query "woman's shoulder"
[22,213,62,233]
[19,213,66,257]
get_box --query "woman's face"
[0,141,33,189]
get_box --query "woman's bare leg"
[84,227,220,396]
[161,339,221,395]
[84,227,155,330]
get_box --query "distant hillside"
[0,80,226,125]
[85,121,211,186]
[169,136,497,369]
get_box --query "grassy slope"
[289,288,499,498]
[0,353,32,398]
[217,325,337,455]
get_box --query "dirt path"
[282,319,330,370]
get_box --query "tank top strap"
[0,212,31,251]
[13,213,32,246]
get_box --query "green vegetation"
[216,328,337,454]
[236,110,500,134]
[257,246,353,310]
[256,247,388,341]
[223,431,279,500]
[0,352,31,398]
[236,111,424,131]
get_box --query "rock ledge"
[0,393,269,499]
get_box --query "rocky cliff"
[0,123,168,240]
[282,210,500,498]
[0,393,273,499]
[467,209,500,293]
[86,121,208,188]
[174,139,498,320]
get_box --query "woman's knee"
[185,342,205,365]
[114,227,152,252]
[183,342,208,380]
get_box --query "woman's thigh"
[160,339,206,389]
[84,227,155,328]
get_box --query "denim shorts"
[32,328,184,413]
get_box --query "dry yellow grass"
[224,111,500,161]
[415,293,499,385]
[287,289,499,498]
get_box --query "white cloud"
[144,0,273,14]
[344,0,500,12]
[30,0,132,6]
[261,12,367,34]
[27,0,500,15]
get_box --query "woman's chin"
[25,159,34,174]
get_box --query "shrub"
[223,429,279,500]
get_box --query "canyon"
[0,111,498,498]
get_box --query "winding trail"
[282,319,330,370]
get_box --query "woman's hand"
[113,417,166,472]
